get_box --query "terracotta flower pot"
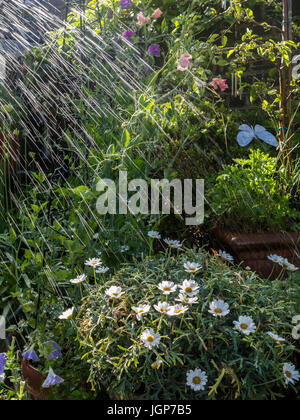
[21,358,50,400]
[214,230,300,280]
[0,132,21,175]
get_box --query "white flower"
[178,280,199,296]
[70,274,87,284]
[164,238,182,249]
[233,316,256,335]
[184,262,202,274]
[273,257,299,271]
[176,294,199,305]
[158,281,177,295]
[85,258,102,267]
[140,329,160,349]
[208,299,230,317]
[186,368,208,391]
[120,245,130,253]
[217,250,234,262]
[59,307,74,320]
[132,304,151,321]
[105,286,125,299]
[267,332,285,342]
[167,304,189,316]
[278,257,289,267]
[148,231,161,239]
[151,359,163,369]
[154,301,172,314]
[95,266,110,274]
[283,363,300,385]
[267,254,284,264]
[285,263,299,272]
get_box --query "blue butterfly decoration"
[237,124,278,147]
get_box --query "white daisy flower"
[164,238,182,249]
[151,359,163,369]
[217,250,234,262]
[267,332,285,342]
[176,294,199,305]
[105,286,125,299]
[70,274,87,284]
[140,329,160,349]
[178,280,199,296]
[85,258,102,268]
[59,307,74,320]
[233,316,256,335]
[154,301,171,314]
[95,266,110,274]
[208,299,230,317]
[167,304,189,316]
[184,262,202,274]
[267,254,284,264]
[120,245,130,253]
[148,231,161,239]
[283,363,300,385]
[157,281,177,295]
[285,263,299,272]
[186,368,208,391]
[132,304,151,321]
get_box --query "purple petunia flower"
[0,353,6,383]
[120,0,133,8]
[23,349,39,362]
[42,368,64,388]
[123,31,135,42]
[148,44,160,57]
[44,341,62,361]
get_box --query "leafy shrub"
[78,247,299,400]
[207,149,300,232]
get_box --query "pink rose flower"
[210,78,229,92]
[137,12,151,25]
[152,8,163,19]
[177,54,192,71]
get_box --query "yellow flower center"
[147,336,154,343]
[161,308,167,312]
[193,376,201,385]
[215,308,222,314]
[66,314,72,320]
[176,309,183,314]
[164,288,170,292]
[190,267,196,272]
[285,371,292,378]
[138,309,144,313]
[241,323,248,330]
[112,293,118,296]
[185,287,193,293]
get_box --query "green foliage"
[0,340,27,401]
[207,149,300,232]
[78,248,299,400]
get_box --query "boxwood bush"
[78,247,299,400]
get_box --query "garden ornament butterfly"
[237,124,278,147]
